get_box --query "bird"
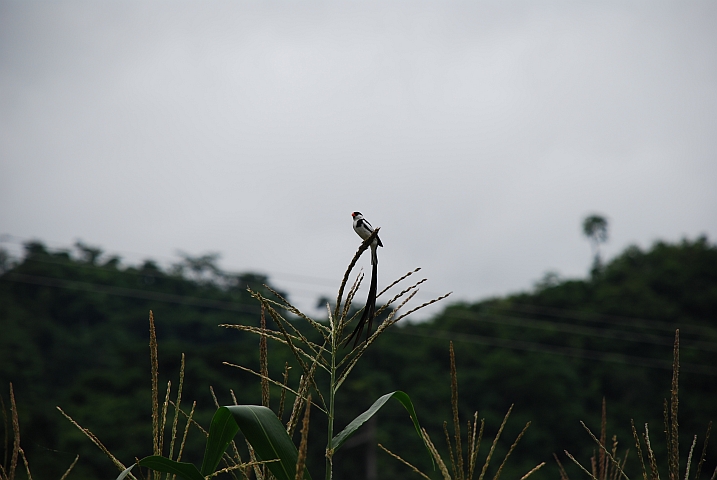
[344,211,383,347]
[352,211,383,265]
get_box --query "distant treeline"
[1,237,715,480]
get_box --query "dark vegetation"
[1,237,716,479]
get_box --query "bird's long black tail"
[344,260,378,348]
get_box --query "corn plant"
[0,383,80,480]
[561,330,717,480]
[93,228,451,480]
[379,342,545,480]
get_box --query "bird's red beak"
[351,212,355,217]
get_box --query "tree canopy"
[1,237,715,480]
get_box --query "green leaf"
[225,405,312,480]
[201,406,240,476]
[331,391,433,466]
[136,456,204,480]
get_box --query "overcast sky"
[1,1,716,317]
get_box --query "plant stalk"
[325,314,337,480]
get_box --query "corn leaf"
[200,406,240,476]
[225,405,312,480]
[331,390,432,466]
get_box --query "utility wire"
[4,237,717,374]
[0,234,338,287]
[6,270,712,352]
[435,308,717,353]
[5,241,715,337]
[2,271,716,376]
[3,233,715,333]
[4,269,717,353]
[5,265,717,353]
[2,272,262,314]
[391,327,717,376]
[491,303,717,337]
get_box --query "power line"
[0,234,443,304]
[4,268,716,353]
[2,272,262,315]
[0,234,339,288]
[3,271,715,376]
[4,236,713,331]
[390,327,717,376]
[8,254,715,352]
[5,233,714,334]
[494,303,717,337]
[5,259,716,353]
[4,235,717,365]
[0,233,442,313]
[435,308,717,353]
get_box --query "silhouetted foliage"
[583,214,609,272]
[1,237,715,480]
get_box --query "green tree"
[2,236,716,480]
[582,214,609,271]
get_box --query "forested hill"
[0,242,283,479]
[1,238,716,480]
